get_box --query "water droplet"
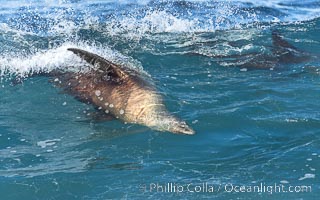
[109,104,114,108]
[62,102,67,106]
[105,110,109,114]
[95,90,101,96]
[120,109,124,115]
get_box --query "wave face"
[0,1,319,200]
[1,0,320,75]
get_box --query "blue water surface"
[0,0,320,199]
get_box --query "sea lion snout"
[169,119,195,135]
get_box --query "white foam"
[240,68,248,72]
[97,1,319,39]
[1,0,319,41]
[0,44,83,77]
[285,118,299,123]
[37,139,61,148]
[48,10,78,36]
[298,173,315,181]
[0,42,145,79]
[280,180,289,184]
[104,10,202,39]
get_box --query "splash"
[0,0,319,78]
[0,41,144,79]
[2,0,319,40]
[105,10,200,36]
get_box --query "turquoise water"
[0,0,320,199]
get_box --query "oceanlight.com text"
[140,182,312,194]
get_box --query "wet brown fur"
[53,48,194,134]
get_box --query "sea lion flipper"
[68,48,127,80]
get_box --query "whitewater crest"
[1,0,319,42]
[0,42,145,79]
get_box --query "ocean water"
[0,0,320,199]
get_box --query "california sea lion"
[54,48,195,135]
[187,30,314,70]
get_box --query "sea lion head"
[153,115,195,135]
[168,118,195,135]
